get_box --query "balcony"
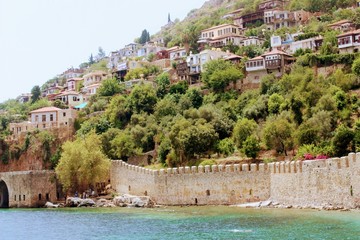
[265,59,281,69]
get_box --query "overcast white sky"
[0,0,206,103]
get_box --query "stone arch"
[0,180,9,208]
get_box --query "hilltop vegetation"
[1,0,360,191]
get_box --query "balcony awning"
[74,102,88,109]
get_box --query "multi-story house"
[82,71,108,99]
[168,46,187,61]
[264,10,295,30]
[198,24,245,50]
[245,49,295,84]
[328,20,355,33]
[9,107,77,140]
[42,83,64,99]
[137,42,166,58]
[337,29,360,54]
[16,93,32,103]
[243,36,265,47]
[54,91,83,108]
[66,78,83,91]
[83,71,107,87]
[62,68,84,79]
[233,0,287,29]
[185,49,234,83]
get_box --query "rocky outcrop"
[113,194,155,208]
[66,197,96,207]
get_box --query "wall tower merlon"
[250,164,257,172]
[185,166,191,174]
[226,165,232,172]
[167,168,172,175]
[178,167,185,174]
[296,160,302,173]
[198,165,204,173]
[290,161,296,173]
[269,162,275,173]
[234,164,240,172]
[172,168,178,174]
[348,152,356,167]
[275,162,280,173]
[212,165,218,173]
[159,169,165,175]
[218,165,224,172]
[191,166,197,174]
[153,170,159,176]
[280,162,285,173]
[258,163,266,172]
[340,156,349,168]
[205,165,211,173]
[285,162,291,173]
[242,164,249,172]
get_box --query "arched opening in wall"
[38,194,42,201]
[0,180,9,208]
[350,185,353,197]
[249,189,253,196]
[46,193,50,201]
[206,190,210,196]
[195,198,198,205]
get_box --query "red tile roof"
[30,107,62,114]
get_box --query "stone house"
[9,107,77,140]
[245,49,295,86]
[337,29,360,54]
[16,93,32,103]
[168,46,187,61]
[66,77,83,91]
[328,20,355,33]
[198,24,245,50]
[62,68,84,79]
[54,91,83,108]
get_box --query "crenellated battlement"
[111,152,360,207]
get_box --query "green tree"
[55,132,110,193]
[320,31,338,55]
[89,54,95,65]
[184,88,203,109]
[352,57,360,77]
[111,131,140,161]
[139,29,150,44]
[128,84,158,114]
[332,124,354,157]
[202,59,243,93]
[98,78,123,97]
[268,93,285,115]
[97,46,106,59]
[263,117,294,156]
[105,95,130,129]
[216,138,235,157]
[31,85,41,103]
[242,136,261,159]
[233,118,258,149]
[155,72,171,98]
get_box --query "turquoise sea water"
[0,206,359,240]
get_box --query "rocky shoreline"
[44,194,157,209]
[232,200,355,211]
[44,195,358,212]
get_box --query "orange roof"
[328,19,352,27]
[248,56,264,61]
[262,48,293,57]
[30,107,62,114]
[201,23,240,32]
[337,29,360,38]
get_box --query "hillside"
[1,0,360,193]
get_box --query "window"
[50,114,53,122]
[39,194,42,200]
[42,115,46,122]
[23,195,25,201]
[63,112,66,117]
[46,193,50,201]
[35,115,39,122]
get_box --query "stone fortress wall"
[0,170,57,208]
[111,153,360,208]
